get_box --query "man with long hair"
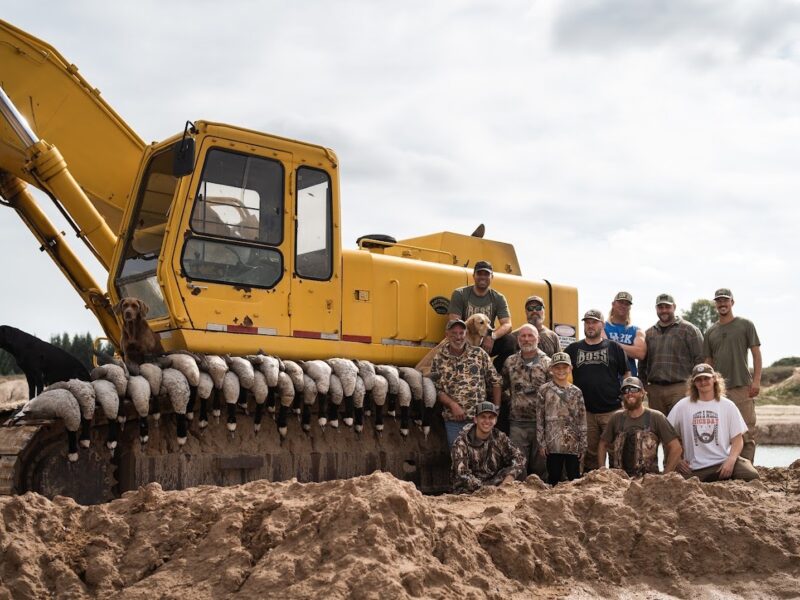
[667,364,759,482]
[604,291,646,376]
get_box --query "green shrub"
[770,357,800,368]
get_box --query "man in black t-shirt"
[565,309,630,471]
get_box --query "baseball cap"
[691,363,715,380]
[474,401,499,416]
[621,376,643,392]
[714,288,733,300]
[525,295,545,309]
[614,291,633,304]
[655,293,675,306]
[550,352,572,367]
[474,260,493,273]
[582,309,604,322]
[445,318,466,330]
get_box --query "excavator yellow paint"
[0,19,579,503]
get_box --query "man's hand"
[481,335,495,354]
[449,403,466,421]
[749,382,760,398]
[538,447,547,458]
[717,457,737,479]
[676,459,692,477]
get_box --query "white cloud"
[0,1,797,365]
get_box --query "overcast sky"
[1,1,798,366]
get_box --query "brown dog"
[114,297,164,371]
[465,313,493,347]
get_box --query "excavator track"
[0,407,451,504]
[0,420,118,504]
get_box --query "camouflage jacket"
[538,326,562,357]
[536,381,587,456]
[502,350,551,421]
[430,344,502,421]
[451,424,527,493]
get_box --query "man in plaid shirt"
[638,294,704,417]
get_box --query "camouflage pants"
[727,386,756,463]
[509,420,546,481]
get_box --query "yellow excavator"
[0,19,578,503]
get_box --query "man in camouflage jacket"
[431,319,503,447]
[502,324,551,479]
[451,401,527,493]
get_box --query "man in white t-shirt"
[667,363,759,482]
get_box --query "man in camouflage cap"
[502,323,551,480]
[598,376,682,477]
[450,401,527,493]
[431,318,502,447]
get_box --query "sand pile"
[1,467,799,599]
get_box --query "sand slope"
[1,467,799,599]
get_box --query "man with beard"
[703,288,762,462]
[450,401,527,493]
[430,318,503,447]
[604,291,647,376]
[638,293,704,418]
[448,261,514,372]
[502,324,551,479]
[522,295,561,357]
[667,364,759,482]
[598,376,682,477]
[565,309,630,470]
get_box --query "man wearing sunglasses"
[522,295,561,357]
[598,376,682,475]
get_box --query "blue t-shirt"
[604,322,638,376]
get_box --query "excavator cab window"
[295,167,332,280]
[115,148,176,319]
[181,148,285,289]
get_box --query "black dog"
[0,325,90,399]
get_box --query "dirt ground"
[0,465,798,599]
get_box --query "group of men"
[431,260,762,493]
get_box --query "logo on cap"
[692,363,715,380]
[582,309,604,322]
[614,291,633,304]
[473,401,499,416]
[550,352,572,367]
[655,293,675,306]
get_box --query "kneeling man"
[598,376,682,476]
[668,364,759,482]
[451,401,526,493]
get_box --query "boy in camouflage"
[450,401,526,493]
[537,352,587,485]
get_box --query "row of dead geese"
[8,353,438,461]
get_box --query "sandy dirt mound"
[0,468,799,599]
[0,376,27,412]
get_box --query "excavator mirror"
[173,136,195,177]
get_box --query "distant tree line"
[0,332,99,376]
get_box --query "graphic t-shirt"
[448,286,510,326]
[667,396,748,470]
[564,339,628,413]
[604,321,639,376]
